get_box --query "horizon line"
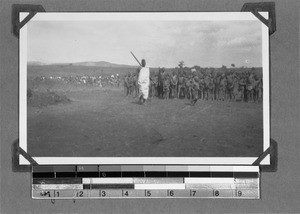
[27,60,262,69]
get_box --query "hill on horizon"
[28,60,262,70]
[28,61,138,68]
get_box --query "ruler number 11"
[55,191,60,197]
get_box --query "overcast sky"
[27,20,262,68]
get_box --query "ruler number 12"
[76,191,83,197]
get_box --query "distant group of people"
[34,74,121,88]
[124,65,263,105]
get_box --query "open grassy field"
[27,70,264,157]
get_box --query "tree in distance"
[178,61,185,69]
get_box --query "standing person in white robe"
[138,59,150,104]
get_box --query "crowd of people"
[32,67,263,104]
[123,67,263,104]
[33,74,121,88]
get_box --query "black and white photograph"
[19,12,270,164]
[1,0,300,213]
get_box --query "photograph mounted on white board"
[19,12,270,164]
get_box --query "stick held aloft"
[130,51,142,66]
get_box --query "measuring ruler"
[32,165,259,199]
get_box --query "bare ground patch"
[27,87,263,157]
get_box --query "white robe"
[138,67,150,99]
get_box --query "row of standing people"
[124,68,263,103]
